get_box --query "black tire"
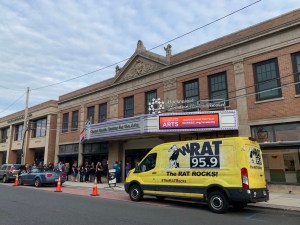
[34,178,42,187]
[232,202,247,210]
[207,191,229,214]
[156,196,165,200]
[18,177,23,185]
[129,184,143,201]
[2,175,7,183]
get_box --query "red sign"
[159,114,219,129]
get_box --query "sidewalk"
[63,181,300,212]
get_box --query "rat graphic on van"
[168,144,180,168]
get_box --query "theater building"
[0,100,58,166]
[55,9,300,183]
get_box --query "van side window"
[139,153,157,172]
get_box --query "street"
[0,184,300,225]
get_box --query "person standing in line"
[89,162,95,182]
[65,163,70,181]
[95,162,103,183]
[119,161,123,182]
[125,162,131,177]
[84,163,89,183]
[71,164,78,182]
[78,165,84,182]
[113,161,121,183]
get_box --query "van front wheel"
[129,184,143,201]
[208,191,229,214]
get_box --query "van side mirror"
[134,167,140,173]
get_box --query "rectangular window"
[15,124,24,141]
[62,113,69,133]
[0,127,10,143]
[292,52,300,94]
[99,103,107,122]
[32,118,47,138]
[124,96,134,118]
[251,122,300,142]
[253,58,282,101]
[59,144,79,154]
[87,106,95,124]
[71,110,79,131]
[145,90,157,114]
[183,79,199,111]
[208,72,228,107]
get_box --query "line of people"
[25,160,129,184]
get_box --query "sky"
[0,0,299,117]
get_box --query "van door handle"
[152,172,157,174]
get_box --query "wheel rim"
[35,179,40,187]
[3,176,7,182]
[211,195,223,210]
[131,188,139,199]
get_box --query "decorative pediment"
[113,40,168,84]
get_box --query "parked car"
[0,164,26,183]
[18,168,66,187]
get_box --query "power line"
[30,0,262,91]
[0,91,26,115]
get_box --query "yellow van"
[125,137,269,213]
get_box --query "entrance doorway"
[58,155,78,167]
[82,154,108,176]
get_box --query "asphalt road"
[0,184,300,225]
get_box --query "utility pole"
[21,87,30,164]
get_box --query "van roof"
[155,136,255,148]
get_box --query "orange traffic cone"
[90,177,99,196]
[13,174,19,186]
[54,176,62,192]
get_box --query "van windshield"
[138,153,157,172]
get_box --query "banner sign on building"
[87,117,143,140]
[159,113,219,129]
[156,110,237,132]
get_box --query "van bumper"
[227,188,269,203]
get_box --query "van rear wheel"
[129,184,143,201]
[208,191,229,214]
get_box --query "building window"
[251,122,300,143]
[59,144,79,154]
[99,103,107,122]
[145,90,157,114]
[292,52,300,94]
[14,124,24,141]
[62,113,69,133]
[0,127,10,143]
[208,72,228,107]
[183,79,199,111]
[253,58,282,101]
[71,111,79,131]
[87,106,95,124]
[31,118,47,138]
[83,142,109,154]
[124,96,134,118]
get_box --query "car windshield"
[13,165,24,170]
